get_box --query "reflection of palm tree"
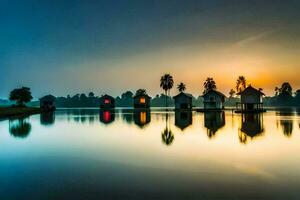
[161,113,174,145]
[177,82,186,93]
[160,74,174,108]
[9,118,31,138]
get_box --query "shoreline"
[0,107,42,119]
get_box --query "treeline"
[48,92,204,108]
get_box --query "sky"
[1,0,300,98]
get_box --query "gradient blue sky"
[1,0,300,98]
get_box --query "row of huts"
[40,85,265,112]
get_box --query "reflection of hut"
[204,111,225,137]
[173,93,193,110]
[40,112,55,125]
[203,90,226,110]
[99,110,115,124]
[40,95,56,111]
[134,109,151,128]
[9,117,31,138]
[175,111,192,130]
[133,94,151,108]
[240,113,264,138]
[236,86,264,112]
[100,94,115,109]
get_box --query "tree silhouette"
[9,87,33,107]
[203,77,216,94]
[280,82,293,96]
[135,89,147,96]
[161,113,174,145]
[275,87,280,96]
[236,76,247,93]
[160,74,174,107]
[229,89,236,98]
[88,92,95,98]
[9,118,31,138]
[177,82,186,93]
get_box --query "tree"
[9,87,33,107]
[236,76,246,93]
[279,82,292,96]
[88,92,95,98]
[160,74,174,107]
[229,89,236,98]
[203,77,216,94]
[177,82,186,93]
[135,89,147,96]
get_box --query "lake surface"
[0,108,300,200]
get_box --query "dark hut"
[236,86,265,112]
[100,94,115,109]
[203,90,226,110]
[173,92,193,110]
[40,95,56,111]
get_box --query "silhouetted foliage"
[9,118,31,138]
[9,87,33,107]
[177,82,186,93]
[236,76,246,93]
[160,74,174,107]
[203,77,216,94]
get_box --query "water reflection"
[162,113,174,145]
[99,109,115,124]
[175,111,192,131]
[9,117,31,138]
[40,112,55,126]
[134,109,151,128]
[276,110,294,137]
[239,113,264,144]
[204,111,225,138]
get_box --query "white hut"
[173,92,193,110]
[203,90,226,110]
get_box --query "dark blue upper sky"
[1,0,300,98]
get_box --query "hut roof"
[202,90,226,98]
[39,95,56,101]
[100,94,114,100]
[173,92,193,99]
[134,93,151,99]
[236,85,265,96]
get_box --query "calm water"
[0,108,300,200]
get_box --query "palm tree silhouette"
[203,77,216,94]
[160,74,174,108]
[236,76,247,93]
[177,82,186,93]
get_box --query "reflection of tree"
[162,113,174,145]
[276,110,294,137]
[9,118,31,138]
[280,120,293,137]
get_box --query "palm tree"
[177,82,186,93]
[160,74,174,107]
[236,76,247,93]
[203,77,216,94]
